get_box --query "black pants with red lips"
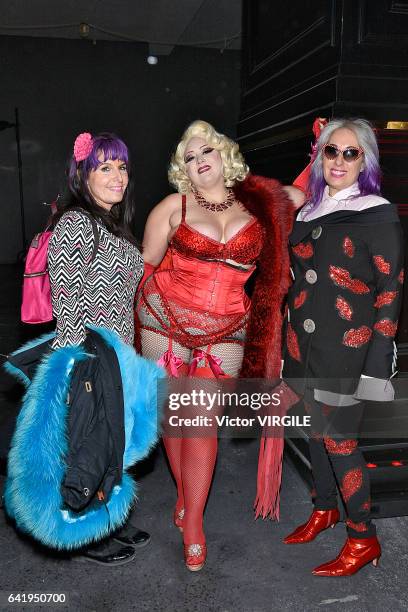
[304,389,375,539]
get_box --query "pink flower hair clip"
[73,132,93,162]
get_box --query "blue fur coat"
[4,327,165,550]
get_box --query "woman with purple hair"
[50,132,140,350]
[48,132,150,565]
[283,118,404,575]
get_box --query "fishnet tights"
[141,328,244,544]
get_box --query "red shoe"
[284,509,340,544]
[174,507,184,533]
[312,536,381,576]
[184,543,207,572]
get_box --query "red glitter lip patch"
[294,290,307,309]
[343,326,372,348]
[335,295,353,321]
[341,467,363,502]
[324,437,358,455]
[287,323,301,362]
[374,318,398,337]
[342,236,355,258]
[329,266,370,294]
[373,255,391,274]
[292,242,314,259]
[374,291,397,308]
[345,519,368,532]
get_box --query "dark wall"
[0,36,241,262]
[238,0,408,181]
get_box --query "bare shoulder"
[143,193,182,260]
[147,193,180,220]
[156,192,180,211]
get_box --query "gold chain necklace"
[192,187,235,213]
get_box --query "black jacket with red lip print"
[283,204,404,396]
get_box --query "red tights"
[140,329,243,547]
[163,435,217,544]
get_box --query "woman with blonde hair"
[135,120,303,571]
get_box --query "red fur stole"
[234,174,295,519]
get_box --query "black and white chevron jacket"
[48,210,143,348]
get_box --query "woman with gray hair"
[283,118,404,575]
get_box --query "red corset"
[154,249,254,315]
[136,195,264,348]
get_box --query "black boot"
[113,524,151,548]
[76,539,136,566]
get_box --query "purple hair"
[307,118,382,212]
[68,132,129,184]
[55,132,136,243]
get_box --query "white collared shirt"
[298,182,389,221]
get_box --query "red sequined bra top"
[170,195,264,265]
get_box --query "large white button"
[312,226,322,239]
[305,269,317,284]
[303,319,315,333]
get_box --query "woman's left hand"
[283,185,306,210]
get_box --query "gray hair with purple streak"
[308,118,382,210]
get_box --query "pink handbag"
[21,230,54,323]
[21,206,99,324]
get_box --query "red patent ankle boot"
[284,509,340,544]
[312,536,381,576]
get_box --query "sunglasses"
[323,144,364,162]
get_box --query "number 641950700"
[7,593,67,604]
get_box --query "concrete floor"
[1,264,408,612]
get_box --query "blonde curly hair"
[168,120,249,193]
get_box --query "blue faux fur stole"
[4,327,165,550]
